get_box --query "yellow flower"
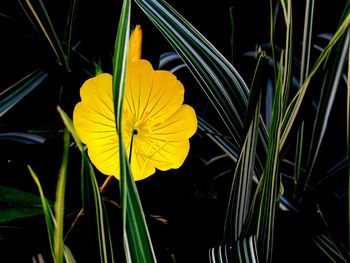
[73,27,197,181]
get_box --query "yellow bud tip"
[129,25,143,62]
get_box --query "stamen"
[129,128,138,162]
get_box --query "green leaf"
[208,236,259,263]
[27,165,56,258]
[280,10,350,148]
[134,0,251,149]
[28,130,76,263]
[234,236,260,263]
[197,117,239,162]
[303,32,350,192]
[292,0,314,200]
[54,129,70,263]
[0,184,53,223]
[112,0,156,262]
[347,24,350,251]
[256,53,284,263]
[0,132,45,144]
[57,106,113,263]
[18,0,70,71]
[0,70,48,118]
[279,0,293,108]
[224,51,266,242]
[134,0,270,184]
[64,0,78,63]
[313,233,350,261]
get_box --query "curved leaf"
[113,0,157,262]
[0,70,48,118]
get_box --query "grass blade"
[209,236,259,263]
[234,235,259,263]
[18,0,70,71]
[64,0,78,63]
[54,129,69,263]
[208,243,233,263]
[300,0,314,83]
[134,0,251,149]
[303,32,350,194]
[281,11,350,148]
[313,234,350,262]
[293,0,314,199]
[279,0,293,108]
[28,138,76,263]
[27,165,55,257]
[0,132,45,144]
[0,70,48,118]
[256,54,284,263]
[224,96,261,242]
[57,106,112,263]
[224,51,266,242]
[197,116,239,163]
[112,0,156,261]
[347,29,350,250]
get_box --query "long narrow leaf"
[281,11,350,148]
[0,70,48,117]
[27,165,55,257]
[197,117,239,163]
[112,0,156,261]
[347,29,350,250]
[256,54,284,263]
[134,0,250,149]
[19,0,70,70]
[57,106,112,263]
[64,0,78,63]
[313,234,350,262]
[304,32,350,192]
[0,185,52,223]
[224,52,266,242]
[0,132,45,144]
[280,0,293,108]
[234,235,260,263]
[209,236,259,263]
[54,129,69,263]
[28,161,76,262]
[208,243,233,263]
[293,0,314,199]
[224,95,261,242]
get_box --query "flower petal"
[79,73,115,123]
[88,134,119,176]
[124,60,184,124]
[73,73,119,177]
[133,104,197,172]
[129,147,156,180]
[149,104,197,140]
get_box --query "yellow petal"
[149,104,197,140]
[132,105,197,172]
[73,103,116,144]
[124,60,184,125]
[79,73,114,121]
[128,25,142,62]
[73,73,120,177]
[88,135,120,176]
[129,147,156,180]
